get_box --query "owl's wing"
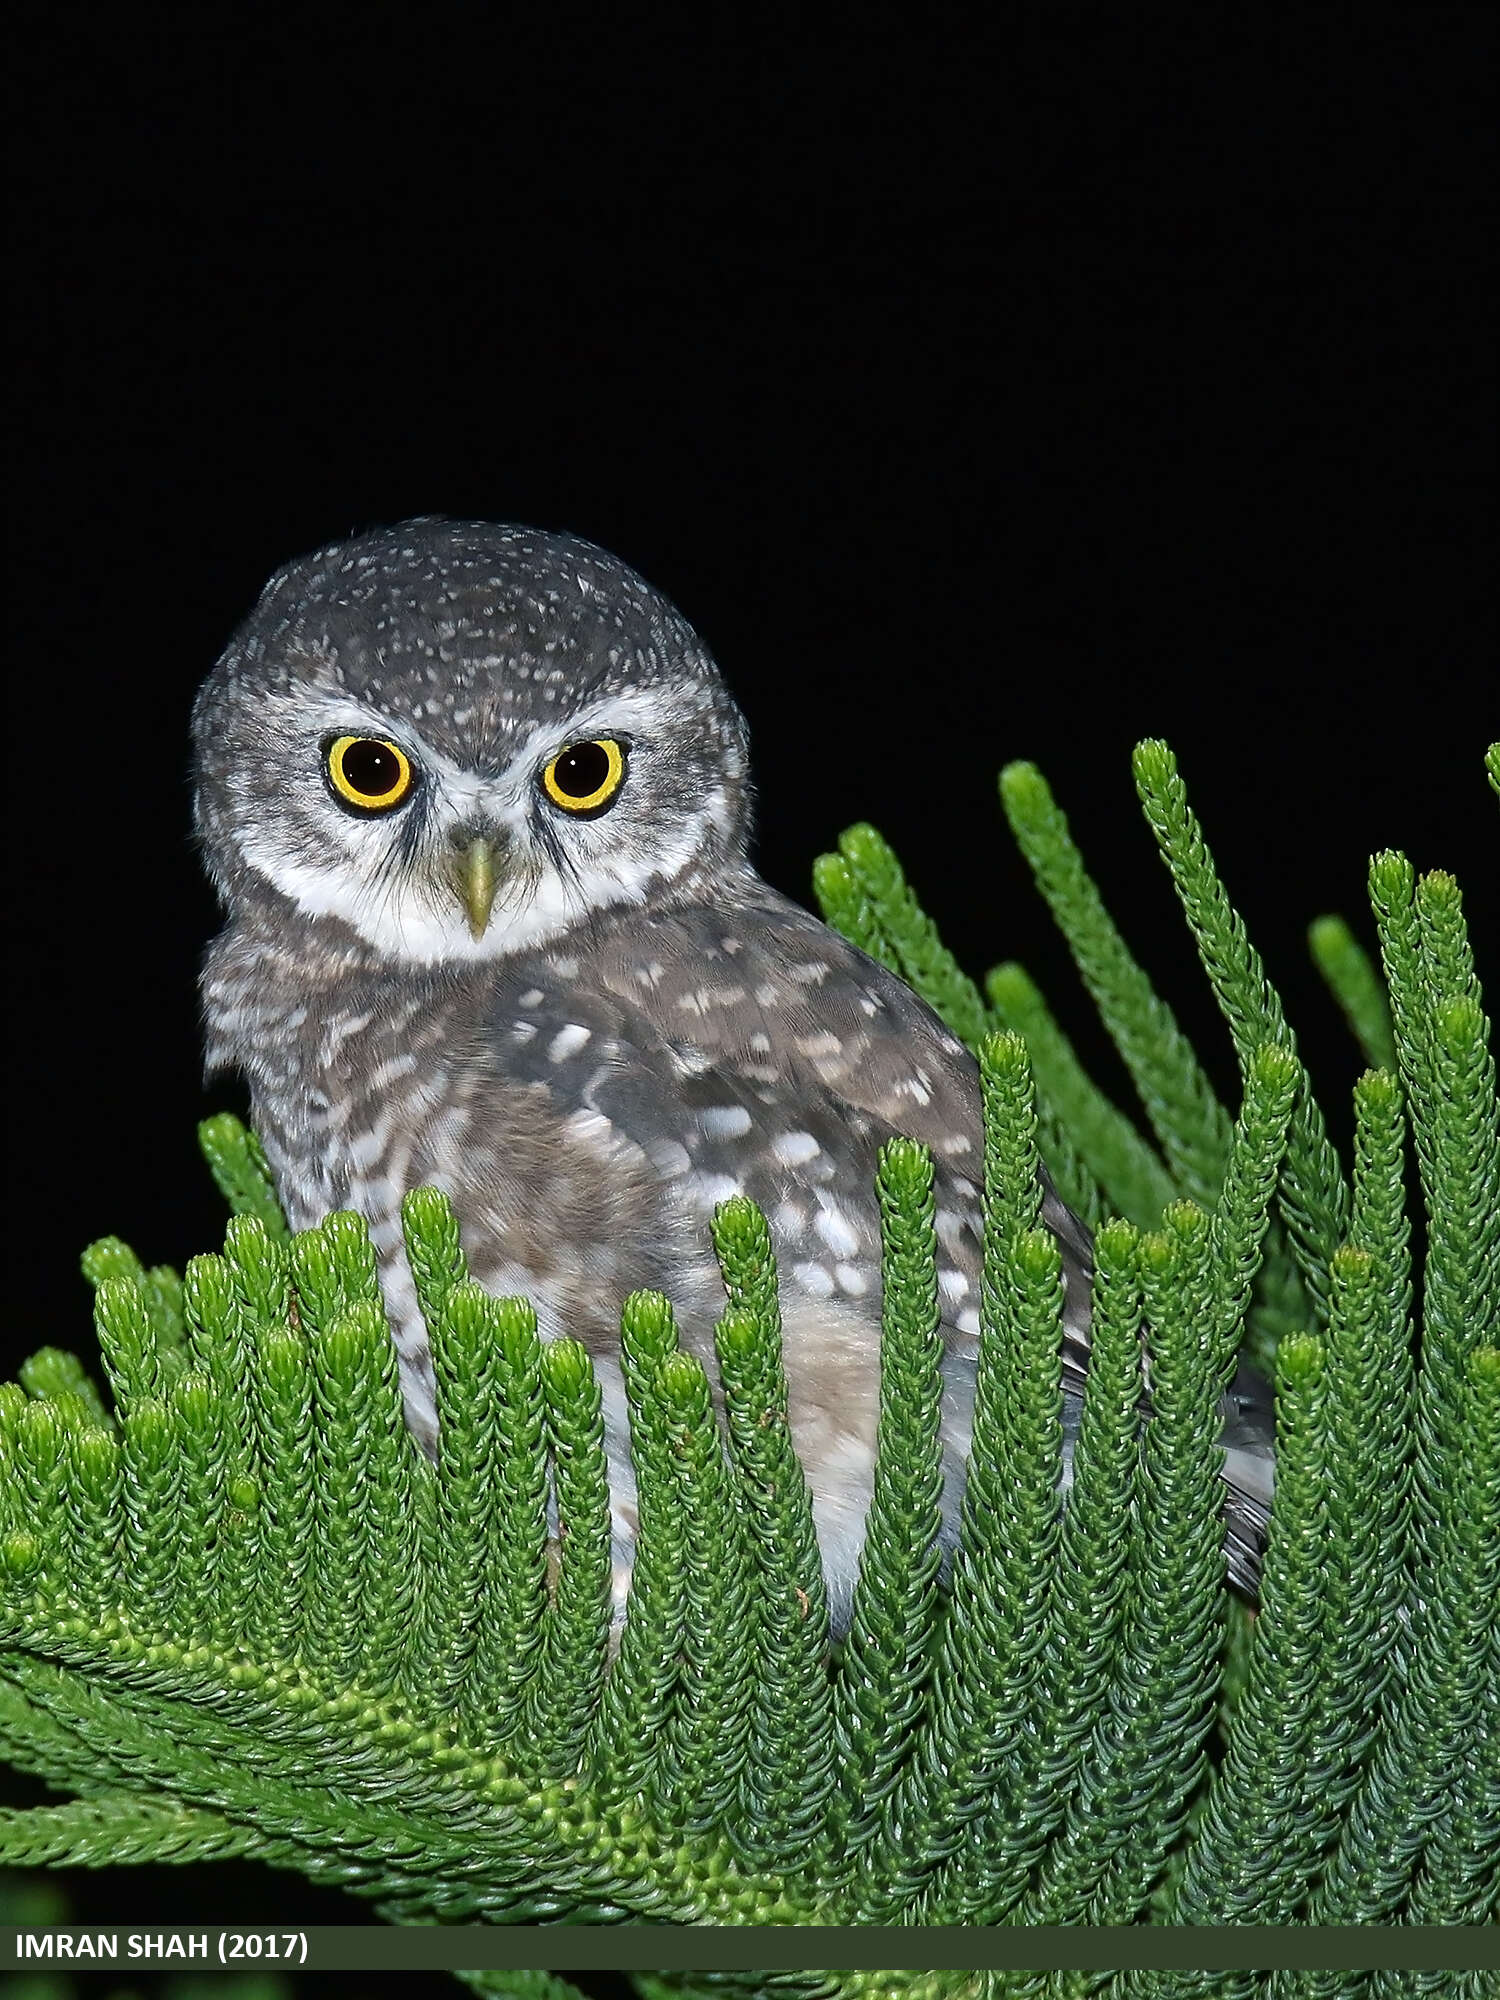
[488,883,1269,1591]
[563,884,1095,1390]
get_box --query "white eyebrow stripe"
[428,687,687,824]
[263,690,501,814]
[467,686,686,788]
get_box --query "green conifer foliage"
[710,1198,834,1873]
[984,960,1167,1227]
[2,742,1495,1998]
[831,1136,946,1873]
[1308,917,1399,1075]
[522,1335,612,1780]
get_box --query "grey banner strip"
[3,1927,1497,1974]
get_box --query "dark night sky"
[5,13,1495,1974]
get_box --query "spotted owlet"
[193,519,1274,1617]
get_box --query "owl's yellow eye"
[540,738,627,815]
[325,735,415,812]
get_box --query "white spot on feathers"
[699,1105,752,1137]
[796,1032,844,1062]
[772,1130,821,1166]
[793,1261,836,1298]
[693,1171,741,1205]
[813,1198,860,1259]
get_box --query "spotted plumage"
[194,519,1273,1619]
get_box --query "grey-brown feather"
[195,517,1274,1622]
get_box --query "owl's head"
[192,520,754,964]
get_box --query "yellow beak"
[457,835,501,939]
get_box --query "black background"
[6,14,1495,1991]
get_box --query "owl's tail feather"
[1055,1352,1275,1600]
[1220,1358,1276,1598]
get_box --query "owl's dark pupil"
[344,741,397,794]
[556,742,609,796]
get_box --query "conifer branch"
[1161,1331,1332,1943]
[2,739,1494,1992]
[833,823,993,1049]
[1132,739,1351,1323]
[832,1138,945,1873]
[1308,916,1398,1075]
[711,1199,834,1874]
[197,1112,290,1241]
[985,960,1172,1226]
[998,759,1232,1207]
